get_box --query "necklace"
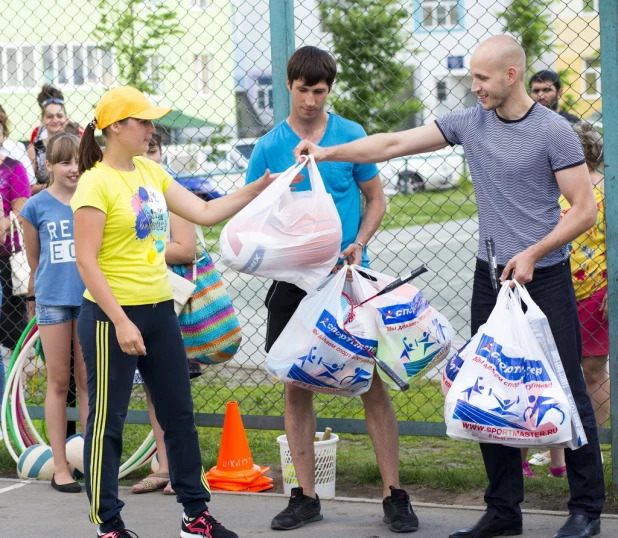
[289,113,328,145]
[103,157,165,264]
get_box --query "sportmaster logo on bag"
[452,373,566,440]
[376,293,428,326]
[476,334,551,383]
[444,283,573,447]
[315,310,378,359]
[286,344,374,392]
[398,328,449,378]
[266,268,377,397]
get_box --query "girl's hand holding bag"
[171,225,242,364]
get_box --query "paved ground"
[1,478,617,538]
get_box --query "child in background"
[131,133,197,496]
[0,193,6,422]
[20,133,87,493]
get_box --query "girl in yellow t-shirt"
[559,122,608,429]
[71,87,275,538]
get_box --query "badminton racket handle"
[377,264,428,297]
[375,358,410,391]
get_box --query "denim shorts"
[36,304,81,325]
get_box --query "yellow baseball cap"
[93,86,171,130]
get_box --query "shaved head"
[470,35,529,112]
[473,35,526,80]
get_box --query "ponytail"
[78,123,102,175]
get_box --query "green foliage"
[497,0,554,73]
[319,0,423,134]
[93,0,182,94]
[557,67,578,114]
[200,123,232,164]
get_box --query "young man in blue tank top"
[296,35,604,538]
[247,46,420,533]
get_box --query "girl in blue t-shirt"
[20,132,87,493]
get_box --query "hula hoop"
[1,319,157,477]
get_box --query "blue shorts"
[36,304,81,325]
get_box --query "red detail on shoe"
[186,513,214,538]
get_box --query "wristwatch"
[354,241,365,249]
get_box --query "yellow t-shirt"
[71,157,173,305]
[559,186,607,301]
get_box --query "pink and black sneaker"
[181,510,238,538]
[97,524,138,537]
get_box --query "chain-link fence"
[0,0,615,480]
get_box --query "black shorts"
[264,281,307,352]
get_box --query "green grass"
[202,179,478,252]
[4,371,617,510]
[381,179,477,230]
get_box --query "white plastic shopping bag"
[351,266,454,390]
[444,284,573,447]
[220,155,342,293]
[511,281,587,449]
[266,269,377,397]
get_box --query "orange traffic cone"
[206,401,273,492]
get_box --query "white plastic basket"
[277,431,339,499]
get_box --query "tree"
[93,0,181,95]
[319,0,422,135]
[497,0,555,74]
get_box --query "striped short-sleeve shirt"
[435,102,585,268]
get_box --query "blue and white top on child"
[20,191,85,306]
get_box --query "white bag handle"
[305,154,328,196]
[9,212,23,255]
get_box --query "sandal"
[549,466,567,478]
[132,472,170,494]
[163,482,176,495]
[522,461,536,478]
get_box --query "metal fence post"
[599,1,618,492]
[269,0,295,124]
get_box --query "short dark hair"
[287,46,337,89]
[529,70,561,91]
[149,132,162,152]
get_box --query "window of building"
[0,45,37,90]
[194,54,211,96]
[43,44,114,88]
[256,75,273,110]
[190,0,209,9]
[421,1,459,30]
[582,57,601,98]
[148,54,164,97]
[437,80,448,101]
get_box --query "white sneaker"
[528,452,551,466]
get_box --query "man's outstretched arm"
[293,123,449,164]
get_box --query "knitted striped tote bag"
[172,229,242,364]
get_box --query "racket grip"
[376,359,410,391]
[378,264,428,296]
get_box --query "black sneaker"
[383,486,419,533]
[97,531,138,538]
[181,510,238,538]
[97,521,138,538]
[271,487,323,530]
